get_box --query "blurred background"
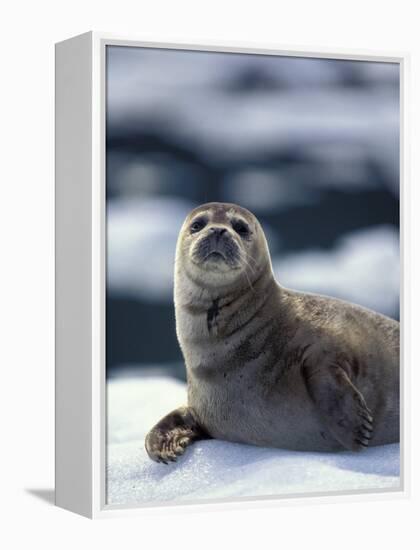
[106,46,399,382]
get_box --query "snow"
[106,376,400,507]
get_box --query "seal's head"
[176,202,271,291]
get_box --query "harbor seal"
[145,202,400,463]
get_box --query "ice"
[106,376,400,507]
[106,196,194,301]
[274,225,400,317]
[106,48,399,194]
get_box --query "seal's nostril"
[210,227,227,236]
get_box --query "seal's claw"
[344,399,374,451]
[351,408,374,450]
[145,426,196,464]
[145,407,210,464]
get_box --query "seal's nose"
[209,227,227,237]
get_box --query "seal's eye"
[231,219,250,237]
[190,218,206,233]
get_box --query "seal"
[145,202,400,463]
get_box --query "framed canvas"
[55,32,409,518]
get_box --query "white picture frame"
[55,31,410,519]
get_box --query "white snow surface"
[107,376,400,506]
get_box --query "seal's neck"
[174,259,276,311]
[174,263,278,342]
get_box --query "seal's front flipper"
[302,363,374,451]
[145,406,209,464]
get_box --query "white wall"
[1,1,419,548]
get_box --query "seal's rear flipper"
[145,406,210,464]
[302,362,374,452]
